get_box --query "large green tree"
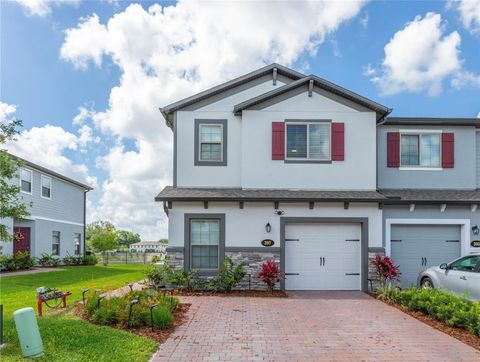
[0,119,30,242]
[116,230,141,248]
[86,221,118,255]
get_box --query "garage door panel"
[391,225,461,289]
[285,223,361,291]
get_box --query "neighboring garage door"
[285,223,361,290]
[391,225,461,289]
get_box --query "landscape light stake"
[82,288,90,305]
[94,289,102,296]
[128,299,139,325]
[128,283,133,292]
[97,295,105,309]
[150,304,158,331]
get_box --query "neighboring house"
[1,155,92,259]
[155,63,480,291]
[130,241,166,253]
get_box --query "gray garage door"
[391,225,461,289]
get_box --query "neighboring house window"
[190,219,219,269]
[194,119,227,166]
[286,122,331,160]
[52,231,60,256]
[74,233,81,255]
[20,168,32,193]
[400,133,441,167]
[200,124,223,161]
[41,175,52,199]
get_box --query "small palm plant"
[257,260,284,293]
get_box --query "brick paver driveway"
[152,292,480,361]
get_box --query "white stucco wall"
[0,217,14,255]
[168,202,383,249]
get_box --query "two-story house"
[156,63,480,291]
[1,155,93,259]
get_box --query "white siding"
[168,202,383,249]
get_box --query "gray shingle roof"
[383,117,480,127]
[380,189,480,203]
[156,187,480,204]
[155,186,386,202]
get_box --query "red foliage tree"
[371,255,400,286]
[257,260,284,293]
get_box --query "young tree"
[0,119,30,242]
[86,221,118,263]
[116,230,141,248]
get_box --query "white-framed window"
[190,219,219,270]
[74,233,81,255]
[41,175,52,199]
[285,122,331,161]
[400,132,441,168]
[52,231,60,256]
[20,168,32,194]
[199,124,223,162]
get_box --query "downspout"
[83,190,87,257]
[375,108,393,191]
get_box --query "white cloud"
[449,0,480,34]
[362,63,376,76]
[451,70,480,88]
[14,0,80,17]
[360,12,369,28]
[60,1,366,239]
[371,13,464,96]
[0,102,17,122]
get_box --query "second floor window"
[401,133,440,167]
[41,175,52,199]
[20,168,32,193]
[52,231,60,256]
[199,124,223,161]
[286,122,331,160]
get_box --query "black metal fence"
[96,251,164,265]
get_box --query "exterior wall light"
[472,225,479,235]
[265,222,271,233]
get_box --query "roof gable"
[233,75,391,120]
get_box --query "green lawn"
[0,265,157,361]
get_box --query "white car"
[418,254,480,301]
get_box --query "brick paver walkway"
[151,291,480,361]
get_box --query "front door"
[13,227,31,254]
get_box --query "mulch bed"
[75,302,191,345]
[369,292,480,351]
[172,289,288,298]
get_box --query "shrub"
[82,255,98,265]
[63,253,76,266]
[151,255,162,263]
[209,257,246,293]
[37,253,60,267]
[0,252,35,271]
[145,263,170,287]
[93,298,127,325]
[388,287,480,336]
[371,255,400,288]
[257,260,283,293]
[152,305,173,329]
[376,284,400,302]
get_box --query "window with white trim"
[52,231,60,256]
[20,168,32,193]
[41,175,52,199]
[400,133,441,167]
[199,124,223,161]
[286,122,331,160]
[190,219,219,269]
[74,233,81,255]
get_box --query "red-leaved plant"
[371,255,400,287]
[257,260,284,293]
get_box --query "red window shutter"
[272,122,285,160]
[442,133,454,168]
[331,123,345,161]
[387,132,400,167]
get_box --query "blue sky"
[1,0,479,238]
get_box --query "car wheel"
[421,277,434,289]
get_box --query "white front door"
[285,223,361,290]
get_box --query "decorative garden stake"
[82,288,90,305]
[128,299,139,325]
[97,295,105,309]
[150,304,158,331]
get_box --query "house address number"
[471,240,480,248]
[261,239,275,247]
